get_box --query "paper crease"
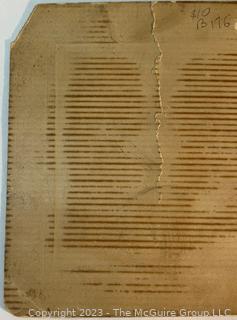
[151,2,163,203]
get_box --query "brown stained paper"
[4,2,237,317]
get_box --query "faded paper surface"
[4,2,237,316]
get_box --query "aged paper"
[4,2,237,316]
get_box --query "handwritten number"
[224,15,231,28]
[191,8,210,19]
[218,16,221,28]
[192,8,231,30]
[202,8,210,17]
[191,9,198,19]
[197,18,207,30]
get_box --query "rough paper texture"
[4,2,237,316]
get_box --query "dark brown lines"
[44,83,56,252]
[60,52,161,253]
